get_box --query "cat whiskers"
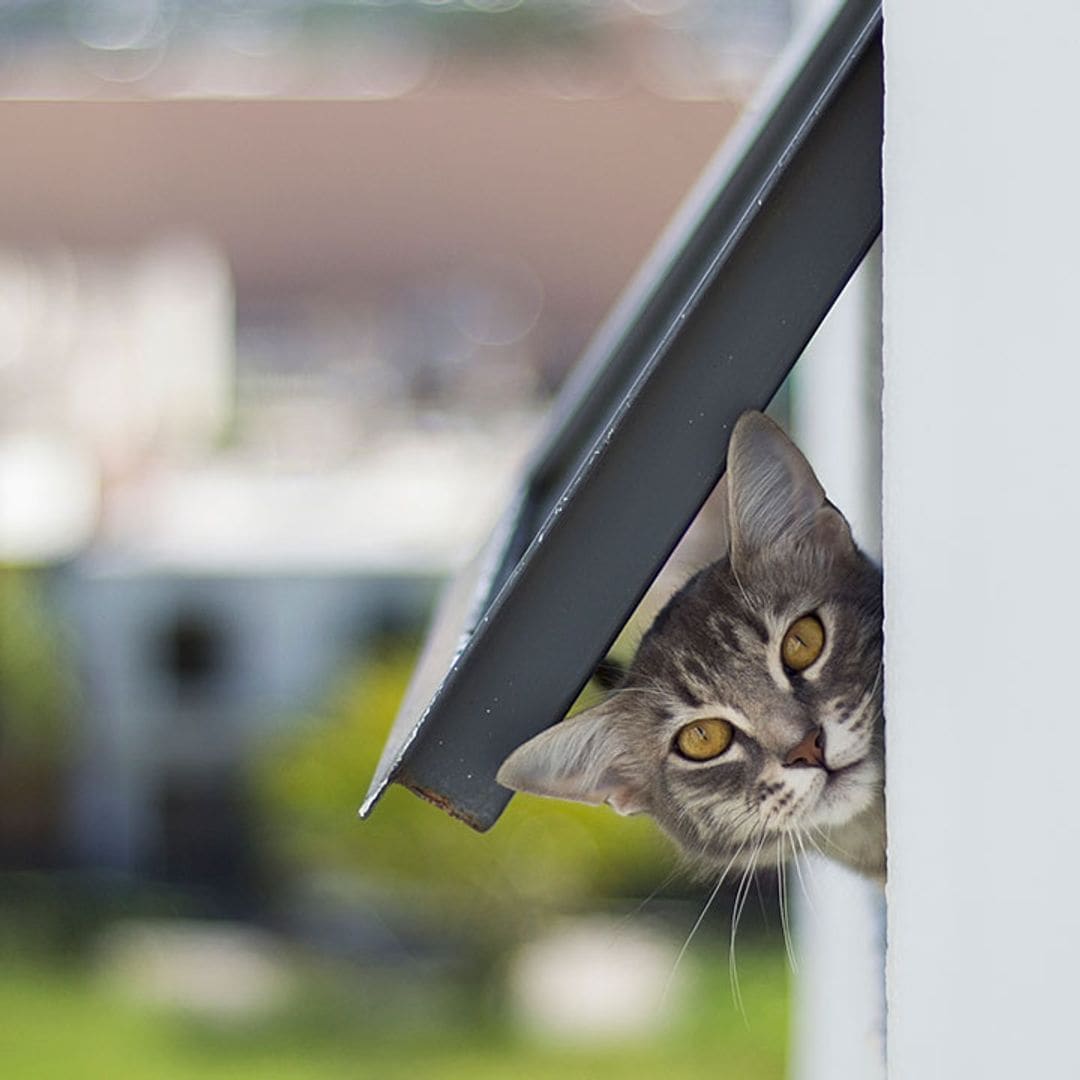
[662,831,753,1008]
[776,835,798,973]
[810,822,856,863]
[722,808,767,855]
[789,827,818,906]
[729,827,768,1020]
[678,803,759,856]
[780,828,824,972]
[608,864,682,949]
[799,826,831,863]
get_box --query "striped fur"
[498,412,885,880]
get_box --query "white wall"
[883,2,1080,1076]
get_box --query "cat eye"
[674,718,734,761]
[782,614,825,671]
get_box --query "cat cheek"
[606,789,647,816]
[820,721,873,771]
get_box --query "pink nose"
[784,727,826,769]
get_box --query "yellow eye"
[782,614,825,672]
[674,718,734,761]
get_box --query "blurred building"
[0,0,796,892]
[54,560,435,887]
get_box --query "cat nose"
[784,726,827,769]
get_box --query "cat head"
[497,411,884,876]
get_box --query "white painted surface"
[784,5,886,1078]
[791,856,885,1079]
[790,249,885,1080]
[883,2,1080,1076]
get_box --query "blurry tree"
[0,567,74,762]
[251,645,674,933]
[0,567,75,863]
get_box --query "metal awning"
[361,0,883,831]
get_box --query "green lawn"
[0,943,788,1080]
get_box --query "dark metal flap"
[361,0,883,830]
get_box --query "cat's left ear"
[725,411,854,570]
[496,701,647,816]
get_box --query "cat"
[497,410,885,883]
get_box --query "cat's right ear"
[496,702,647,816]
[725,411,854,570]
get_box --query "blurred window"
[156,610,230,701]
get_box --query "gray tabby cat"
[497,411,885,882]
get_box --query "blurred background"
[0,2,812,1076]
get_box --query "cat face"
[497,411,884,878]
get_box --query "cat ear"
[725,411,853,570]
[496,702,646,816]
[707,473,732,557]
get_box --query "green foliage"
[251,649,674,928]
[0,567,74,762]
